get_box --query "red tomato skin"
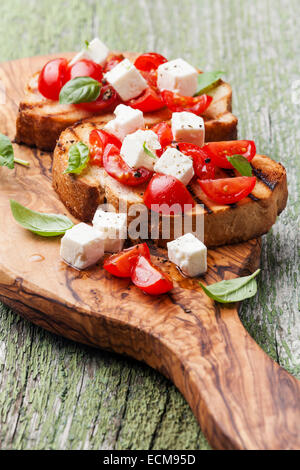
[103,54,125,73]
[38,58,68,100]
[89,129,122,166]
[104,243,150,278]
[176,143,216,180]
[202,140,256,169]
[66,59,103,82]
[131,255,173,295]
[143,174,195,215]
[152,122,173,155]
[134,52,168,71]
[126,87,164,112]
[75,84,119,112]
[198,176,256,204]
[103,144,153,186]
[161,90,212,115]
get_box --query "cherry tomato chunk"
[126,86,164,112]
[104,243,150,278]
[198,176,256,204]
[202,140,256,169]
[89,129,122,166]
[103,54,125,73]
[75,84,119,112]
[131,255,173,295]
[66,59,103,82]
[103,144,153,186]
[38,58,68,100]
[144,174,195,215]
[161,90,212,115]
[152,122,173,155]
[176,143,216,180]
[134,52,168,71]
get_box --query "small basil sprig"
[64,142,90,174]
[194,71,224,96]
[59,77,101,105]
[227,154,252,176]
[0,133,29,169]
[10,200,74,237]
[199,269,260,303]
[143,142,157,160]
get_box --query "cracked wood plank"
[0,0,299,450]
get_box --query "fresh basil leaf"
[59,77,101,104]
[84,40,90,48]
[227,154,252,176]
[64,142,90,174]
[10,200,74,237]
[194,71,224,96]
[143,142,157,159]
[0,132,14,169]
[199,269,260,303]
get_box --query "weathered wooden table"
[0,0,299,450]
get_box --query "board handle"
[157,304,300,450]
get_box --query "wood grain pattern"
[0,0,299,451]
[0,54,300,450]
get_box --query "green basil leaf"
[10,200,74,237]
[194,71,224,96]
[59,76,101,104]
[199,269,260,303]
[143,142,157,159]
[64,142,90,174]
[227,154,253,176]
[0,132,14,169]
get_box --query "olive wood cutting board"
[0,55,299,450]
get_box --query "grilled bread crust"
[52,120,288,248]
[16,52,238,151]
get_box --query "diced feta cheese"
[171,112,205,147]
[69,37,109,66]
[60,223,104,270]
[105,58,148,101]
[120,129,160,171]
[154,147,194,185]
[92,208,127,253]
[157,58,198,96]
[167,233,207,277]
[104,104,144,141]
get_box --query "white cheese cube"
[171,112,205,147]
[157,58,198,96]
[105,58,148,101]
[69,37,109,66]
[120,129,160,171]
[167,233,207,277]
[60,223,104,270]
[154,147,194,185]
[104,104,144,141]
[92,208,127,253]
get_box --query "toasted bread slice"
[16,52,238,151]
[52,120,288,248]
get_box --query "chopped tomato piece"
[126,86,164,112]
[89,129,122,166]
[104,243,150,278]
[38,58,68,100]
[103,54,125,73]
[202,140,256,169]
[152,122,173,155]
[131,255,173,295]
[103,144,153,186]
[134,52,168,71]
[66,59,103,82]
[75,84,119,112]
[161,90,212,115]
[198,176,256,204]
[177,143,216,180]
[144,174,195,215]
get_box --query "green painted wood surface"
[0,0,299,450]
